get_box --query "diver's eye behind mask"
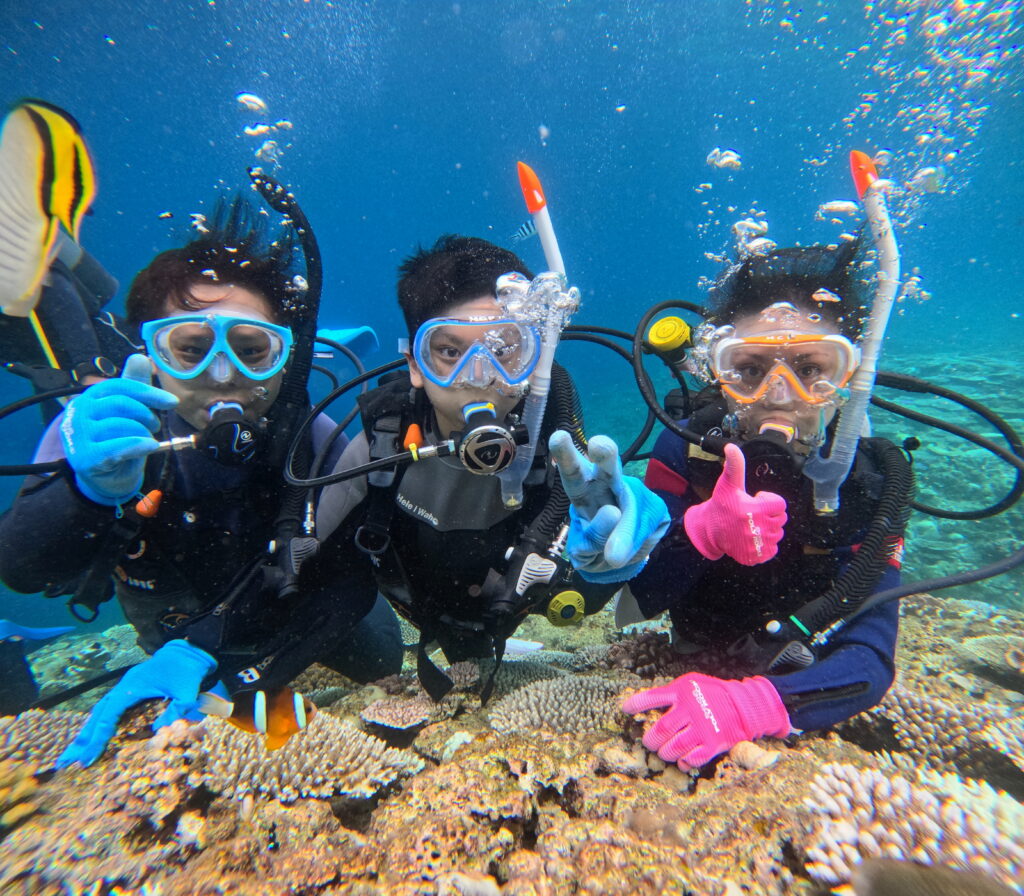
[711,333,859,406]
[412,316,541,390]
[141,313,294,382]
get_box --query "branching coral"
[188,711,424,803]
[489,675,624,736]
[873,683,1023,778]
[0,710,86,768]
[804,761,1024,892]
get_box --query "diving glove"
[684,442,787,566]
[55,639,216,768]
[622,672,791,770]
[549,431,670,583]
[60,353,178,505]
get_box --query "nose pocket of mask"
[207,352,234,384]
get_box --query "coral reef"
[188,711,424,803]
[804,762,1024,892]
[361,694,436,730]
[0,710,86,768]
[871,683,1024,784]
[0,761,42,836]
[3,591,1021,895]
[488,674,625,736]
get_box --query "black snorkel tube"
[246,169,323,599]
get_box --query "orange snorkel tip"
[850,150,878,200]
[517,161,546,214]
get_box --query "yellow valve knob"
[546,590,585,627]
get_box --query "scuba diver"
[0,194,403,766]
[620,231,916,770]
[311,234,670,701]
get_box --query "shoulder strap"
[353,373,420,556]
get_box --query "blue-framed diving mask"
[140,313,294,383]
[411,316,541,391]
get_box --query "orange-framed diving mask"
[710,332,860,406]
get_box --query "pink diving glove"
[683,442,787,565]
[622,672,791,770]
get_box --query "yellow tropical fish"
[0,99,96,317]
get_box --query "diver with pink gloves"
[622,233,912,771]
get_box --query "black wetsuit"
[630,419,905,732]
[0,411,402,695]
[315,372,622,669]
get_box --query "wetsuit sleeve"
[767,563,900,731]
[214,551,382,693]
[315,432,370,539]
[0,417,120,593]
[625,427,714,618]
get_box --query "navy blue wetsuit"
[0,411,402,694]
[629,426,902,732]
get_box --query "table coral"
[188,711,424,803]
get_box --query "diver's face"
[152,283,285,431]
[725,306,840,450]
[407,295,524,439]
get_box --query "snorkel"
[803,151,901,514]
[496,162,579,508]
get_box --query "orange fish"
[197,687,316,750]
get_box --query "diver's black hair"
[125,195,298,326]
[397,234,534,337]
[708,234,870,339]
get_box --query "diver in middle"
[315,235,670,700]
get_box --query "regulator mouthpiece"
[458,402,527,475]
[203,401,261,465]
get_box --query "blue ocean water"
[1,0,1021,631]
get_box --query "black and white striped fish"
[509,219,537,244]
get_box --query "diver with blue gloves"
[309,235,669,701]
[0,193,403,766]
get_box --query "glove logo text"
[690,680,720,733]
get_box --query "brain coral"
[804,761,1024,892]
[187,711,424,803]
[489,675,623,736]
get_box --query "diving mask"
[141,313,293,382]
[412,316,541,391]
[708,330,859,406]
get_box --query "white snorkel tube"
[803,150,901,514]
[496,162,579,508]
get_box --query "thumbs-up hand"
[682,443,787,566]
[60,353,179,505]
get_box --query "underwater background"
[0,0,1021,623]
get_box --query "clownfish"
[197,687,316,751]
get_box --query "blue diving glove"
[59,353,178,506]
[55,639,216,769]
[0,620,74,641]
[549,431,670,583]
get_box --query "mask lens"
[143,315,293,380]
[156,322,215,374]
[226,323,286,375]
